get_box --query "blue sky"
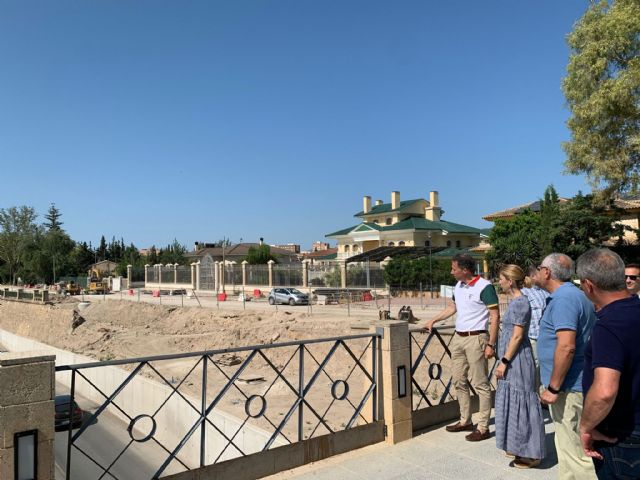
[1,1,591,251]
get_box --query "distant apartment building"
[311,241,331,252]
[271,243,301,254]
[326,190,485,260]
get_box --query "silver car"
[268,288,309,306]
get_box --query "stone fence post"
[126,264,132,287]
[213,262,219,293]
[241,261,248,288]
[0,352,56,479]
[191,262,198,290]
[267,260,275,287]
[301,260,309,288]
[362,321,412,445]
[340,261,347,289]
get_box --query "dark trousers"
[594,427,640,480]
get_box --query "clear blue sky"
[1,1,591,251]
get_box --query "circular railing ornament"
[245,395,267,418]
[127,414,157,443]
[331,380,350,401]
[429,363,442,380]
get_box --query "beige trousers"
[549,391,596,480]
[450,333,492,432]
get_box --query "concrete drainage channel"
[0,328,283,472]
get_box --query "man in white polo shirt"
[423,253,500,441]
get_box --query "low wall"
[0,329,284,469]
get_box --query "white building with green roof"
[326,191,486,260]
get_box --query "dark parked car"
[55,395,83,431]
[268,288,309,306]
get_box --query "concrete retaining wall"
[0,329,284,469]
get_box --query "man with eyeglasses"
[536,253,597,479]
[625,263,640,297]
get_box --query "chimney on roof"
[194,241,200,252]
[363,196,371,214]
[391,191,400,210]
[425,191,442,221]
[375,199,383,206]
[259,237,264,245]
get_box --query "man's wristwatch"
[500,357,511,366]
[547,385,561,395]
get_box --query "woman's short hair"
[499,264,526,289]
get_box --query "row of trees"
[487,185,638,273]
[0,204,189,285]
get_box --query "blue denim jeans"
[594,428,640,480]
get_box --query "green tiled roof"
[326,217,481,238]
[354,199,422,217]
[316,252,337,260]
[382,217,481,234]
[433,247,483,258]
[325,222,382,237]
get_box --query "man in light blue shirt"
[537,253,596,479]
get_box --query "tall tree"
[43,203,64,231]
[539,185,561,257]
[0,206,40,284]
[562,0,640,196]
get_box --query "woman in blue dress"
[494,264,546,468]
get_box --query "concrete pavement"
[267,413,558,480]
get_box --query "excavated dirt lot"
[0,298,391,440]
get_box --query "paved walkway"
[268,413,558,480]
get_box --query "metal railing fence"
[55,333,379,479]
[176,266,191,284]
[409,327,499,412]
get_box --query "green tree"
[245,244,277,264]
[0,206,40,284]
[487,210,544,273]
[43,203,64,231]
[539,185,561,257]
[159,239,187,265]
[562,0,640,196]
[555,191,625,257]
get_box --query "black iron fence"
[55,333,379,479]
[409,328,499,411]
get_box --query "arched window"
[345,245,350,253]
[456,240,461,248]
[388,241,395,246]
[425,240,431,247]
[352,245,359,253]
[398,241,405,246]
[446,240,451,247]
[385,218,392,225]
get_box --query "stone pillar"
[173,263,179,284]
[483,258,489,279]
[241,261,248,288]
[220,262,226,293]
[144,264,149,285]
[0,352,56,479]
[302,260,309,288]
[340,261,347,289]
[267,260,275,287]
[213,262,219,293]
[191,262,198,290]
[379,321,412,444]
[126,264,133,286]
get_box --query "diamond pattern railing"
[55,333,379,480]
[410,328,499,411]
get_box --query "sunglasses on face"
[627,275,639,281]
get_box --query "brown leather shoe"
[445,422,474,432]
[465,429,491,441]
[513,457,541,469]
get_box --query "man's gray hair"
[577,248,626,292]
[542,253,574,282]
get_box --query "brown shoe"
[513,457,541,469]
[445,422,474,433]
[465,429,490,441]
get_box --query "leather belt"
[455,330,487,337]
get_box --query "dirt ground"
[0,298,399,442]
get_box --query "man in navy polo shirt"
[577,249,640,479]
[423,253,500,442]
[537,253,596,479]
